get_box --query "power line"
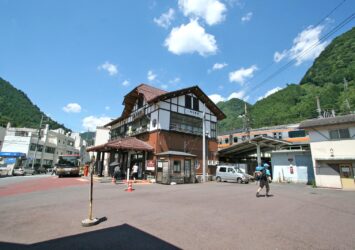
[233,0,350,96]
[248,12,355,95]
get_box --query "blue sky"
[0,0,354,132]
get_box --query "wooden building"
[88,84,225,183]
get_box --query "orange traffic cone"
[125,181,134,192]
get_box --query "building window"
[224,138,229,144]
[15,131,29,137]
[210,122,217,139]
[173,160,181,172]
[193,97,199,111]
[233,137,238,143]
[329,128,350,139]
[278,132,282,139]
[45,147,55,154]
[137,95,144,108]
[185,95,192,109]
[152,119,157,128]
[288,130,306,138]
[170,112,202,136]
[30,143,43,152]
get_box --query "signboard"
[146,160,156,171]
[184,109,203,118]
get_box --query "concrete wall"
[271,150,313,184]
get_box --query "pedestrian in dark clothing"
[255,163,272,197]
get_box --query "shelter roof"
[156,151,196,157]
[299,114,355,129]
[87,137,153,152]
[218,136,292,157]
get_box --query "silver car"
[216,165,249,184]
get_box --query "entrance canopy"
[87,137,153,152]
[218,136,292,158]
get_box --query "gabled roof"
[299,114,355,129]
[86,137,154,152]
[150,85,226,120]
[105,84,226,127]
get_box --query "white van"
[216,165,249,184]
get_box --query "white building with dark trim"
[299,114,355,189]
[88,84,226,184]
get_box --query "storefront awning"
[87,137,154,152]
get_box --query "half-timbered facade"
[90,84,225,184]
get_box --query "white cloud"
[258,87,283,101]
[212,62,228,71]
[63,103,82,113]
[147,70,157,81]
[274,25,328,65]
[154,8,175,28]
[274,50,287,63]
[105,106,110,110]
[209,94,226,103]
[82,116,112,131]
[122,80,130,86]
[241,12,253,22]
[98,62,118,76]
[208,90,247,104]
[164,19,217,56]
[229,65,258,85]
[228,91,247,100]
[169,77,181,84]
[178,0,226,26]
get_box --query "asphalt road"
[0,176,354,250]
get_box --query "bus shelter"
[87,137,154,179]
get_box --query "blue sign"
[0,152,26,157]
[5,158,16,164]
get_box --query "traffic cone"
[112,177,116,184]
[125,181,134,192]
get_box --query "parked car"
[216,165,249,184]
[12,167,25,176]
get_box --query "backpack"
[255,167,267,181]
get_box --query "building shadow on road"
[0,223,181,250]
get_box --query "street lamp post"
[202,104,206,182]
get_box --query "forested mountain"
[218,27,355,132]
[0,77,70,131]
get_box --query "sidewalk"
[82,175,152,184]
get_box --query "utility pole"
[31,115,47,170]
[316,96,322,118]
[202,103,206,183]
[344,78,351,113]
[243,103,251,140]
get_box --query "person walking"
[131,162,138,181]
[255,163,272,197]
